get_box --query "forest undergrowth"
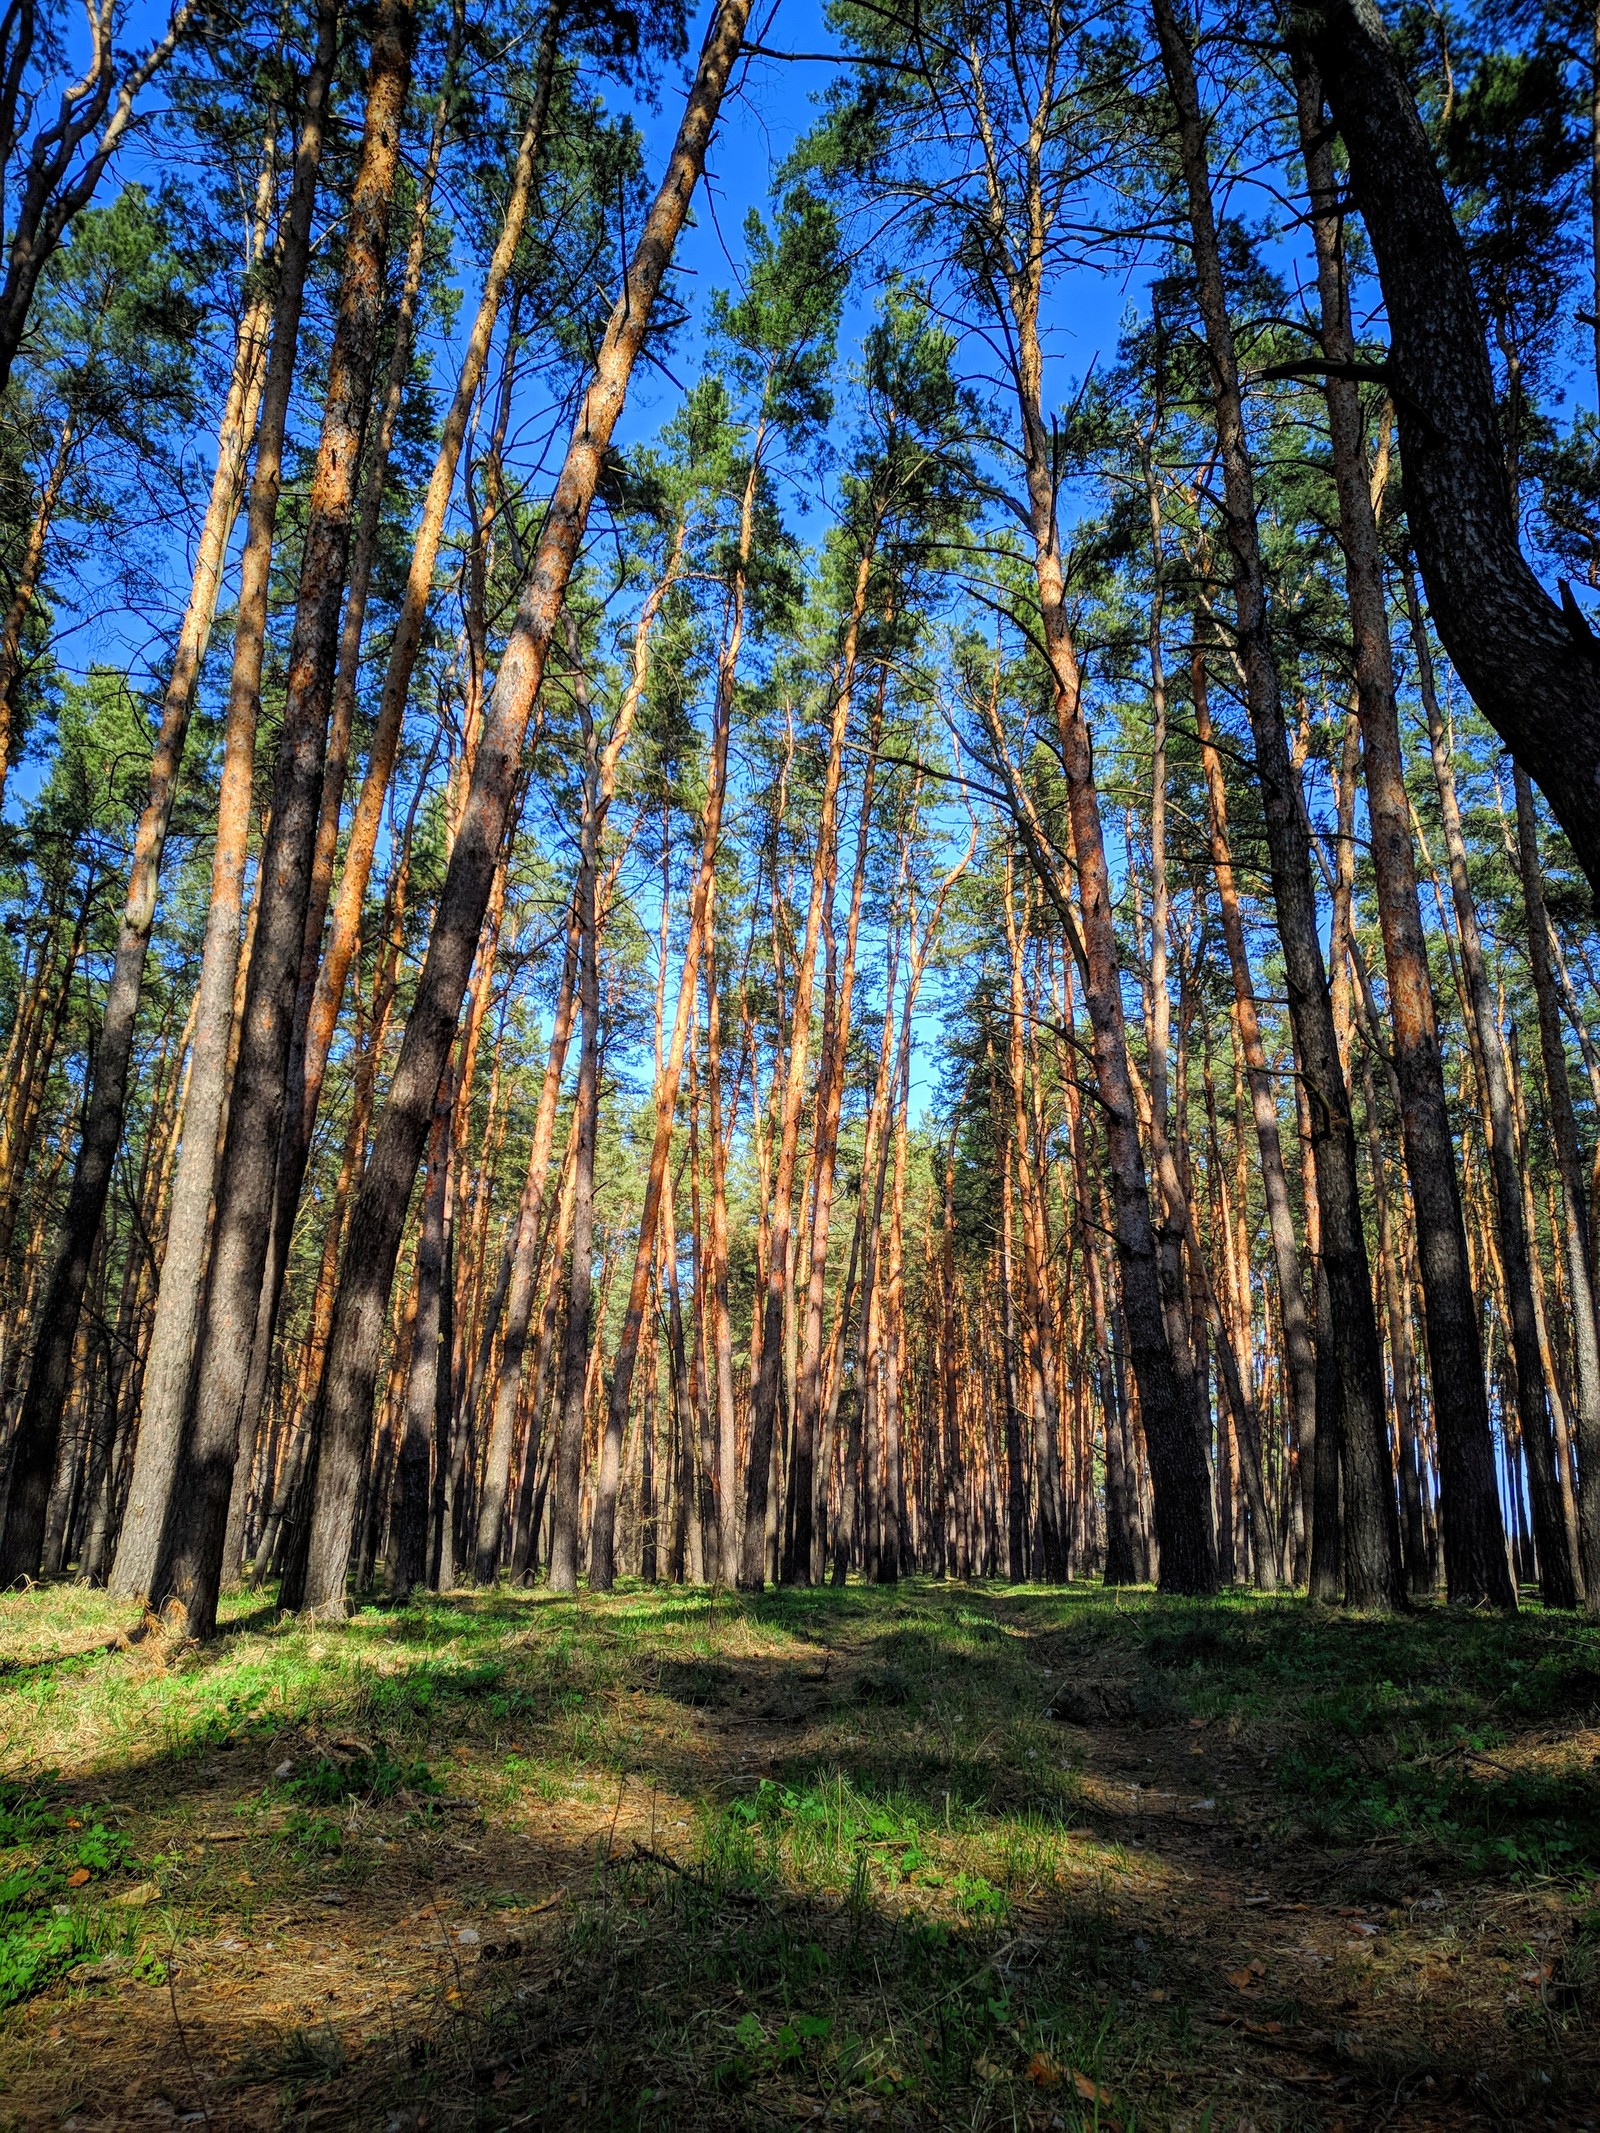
[0,1582,1597,2131]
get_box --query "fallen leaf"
[1226,1968,1256,1991]
[113,1881,159,1907]
[1069,2070,1121,2127]
[1026,2053,1061,2087]
[65,1867,91,1887]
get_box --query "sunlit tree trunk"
[106,0,339,1604]
[297,0,756,1616]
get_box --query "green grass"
[1,1578,1597,2128]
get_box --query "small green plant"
[0,1784,130,2011]
[284,1746,435,1806]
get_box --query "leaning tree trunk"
[106,0,340,1604]
[295,0,756,1617]
[149,0,417,1640]
[232,0,467,1498]
[0,139,277,1591]
[1306,0,1600,895]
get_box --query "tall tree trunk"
[0,144,278,1590]
[297,0,755,1617]
[793,679,882,1581]
[235,0,468,1491]
[471,904,579,1579]
[295,9,561,1157]
[742,545,876,1588]
[106,0,339,1603]
[1156,0,1400,1607]
[1512,765,1600,1607]
[1297,54,1516,1606]
[149,0,417,1640]
[1191,654,1326,1585]
[1407,566,1565,1607]
[589,527,725,1592]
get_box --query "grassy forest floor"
[1,1582,1598,2132]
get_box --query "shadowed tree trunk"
[1156,0,1400,1608]
[1513,766,1600,1608]
[1306,0,1600,895]
[1295,51,1516,1608]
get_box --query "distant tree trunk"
[743,544,876,1589]
[1003,877,1067,1580]
[1512,766,1600,1608]
[704,902,739,1583]
[793,688,882,1581]
[392,1085,450,1602]
[471,906,579,1580]
[589,530,723,1593]
[1191,655,1324,1585]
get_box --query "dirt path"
[1,1585,1596,2130]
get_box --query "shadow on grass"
[0,1579,1597,2128]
